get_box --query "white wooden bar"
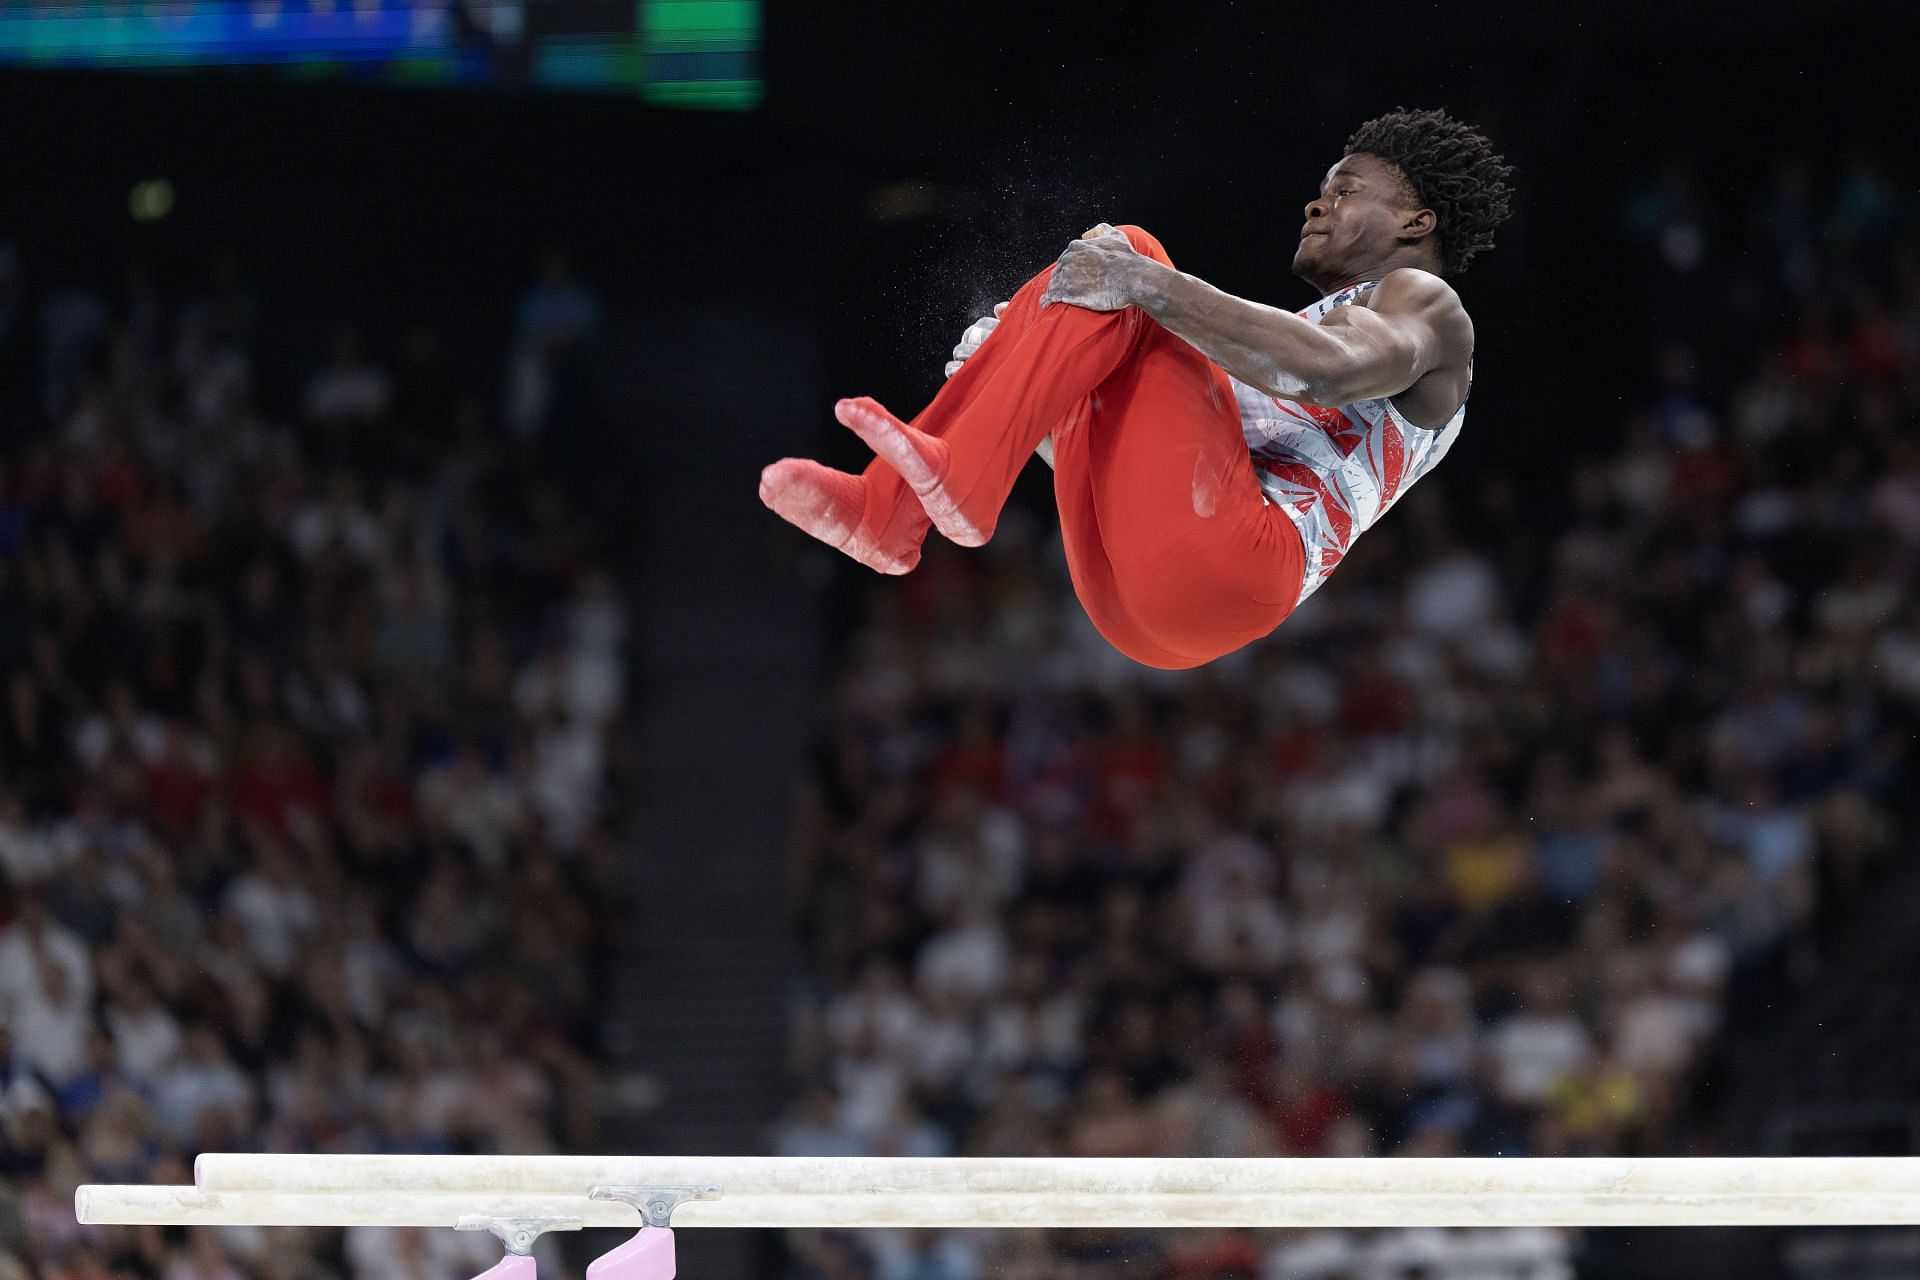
[77,1182,1920,1229]
[65,1157,1920,1229]
[77,1189,642,1230]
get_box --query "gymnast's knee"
[1015,224,1173,311]
[1114,225,1173,268]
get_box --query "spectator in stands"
[0,241,636,1280]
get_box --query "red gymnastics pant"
[853,225,1306,670]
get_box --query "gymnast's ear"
[1399,207,1438,245]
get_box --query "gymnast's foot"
[758,457,921,575]
[834,397,990,547]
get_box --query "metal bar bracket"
[457,1216,586,1255]
[589,1186,721,1228]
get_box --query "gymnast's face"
[1292,152,1432,291]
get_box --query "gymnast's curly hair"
[1345,107,1515,275]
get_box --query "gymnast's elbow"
[1252,340,1360,405]
[1293,349,1427,407]
[1259,363,1344,407]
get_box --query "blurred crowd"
[778,150,1919,1280]
[0,244,629,1280]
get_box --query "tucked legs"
[762,226,1305,667]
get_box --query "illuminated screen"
[0,1,762,107]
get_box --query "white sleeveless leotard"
[1229,278,1468,605]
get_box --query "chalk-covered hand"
[1039,223,1143,313]
[944,302,1008,379]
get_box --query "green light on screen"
[638,0,762,110]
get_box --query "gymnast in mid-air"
[761,108,1515,670]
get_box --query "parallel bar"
[79,1189,644,1230]
[75,1157,1920,1229]
[194,1154,1920,1205]
[77,1184,1920,1228]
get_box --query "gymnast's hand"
[1039,223,1142,313]
[944,302,1008,379]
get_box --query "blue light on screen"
[0,1,762,105]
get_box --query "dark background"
[5,1,1904,476]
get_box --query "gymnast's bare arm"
[1040,231,1473,427]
